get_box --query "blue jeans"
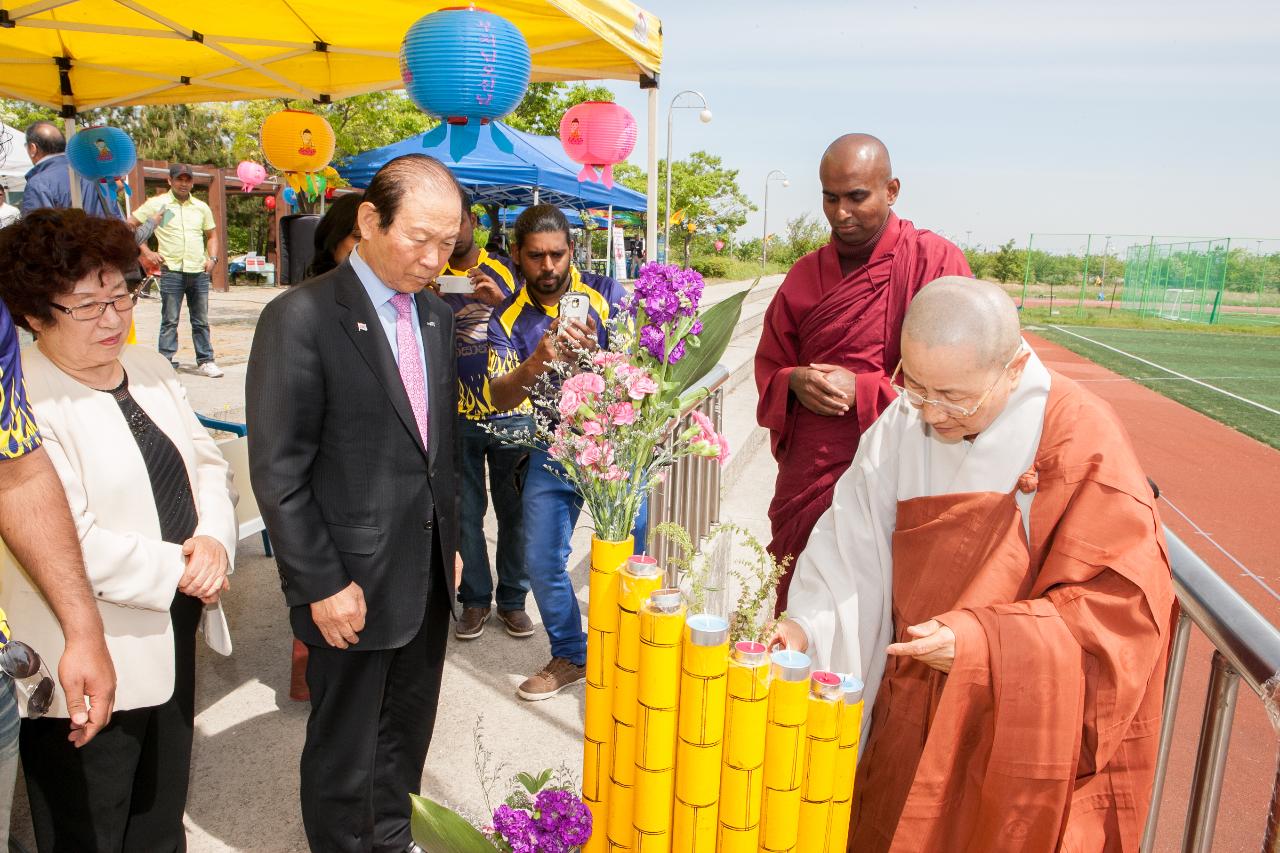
[523,449,648,666]
[158,270,214,364]
[0,681,18,843]
[457,414,532,611]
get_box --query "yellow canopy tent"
[0,0,663,252]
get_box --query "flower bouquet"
[521,262,752,541]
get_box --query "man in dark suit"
[247,154,461,853]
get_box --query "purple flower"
[689,319,703,336]
[668,339,686,364]
[533,789,593,848]
[631,263,706,321]
[493,804,535,851]
[638,324,666,361]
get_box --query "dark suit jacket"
[246,260,459,650]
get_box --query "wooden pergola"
[126,159,357,290]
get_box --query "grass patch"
[1019,307,1280,337]
[1028,323,1280,449]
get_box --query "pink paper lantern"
[714,240,725,252]
[559,101,637,189]
[237,160,268,192]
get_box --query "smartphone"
[436,275,475,295]
[559,292,590,326]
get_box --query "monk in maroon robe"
[755,134,971,611]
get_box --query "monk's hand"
[789,365,850,416]
[310,581,367,649]
[886,619,955,673]
[765,618,809,653]
[810,363,857,401]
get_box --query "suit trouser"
[300,572,451,853]
[19,592,203,853]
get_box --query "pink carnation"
[558,389,584,418]
[592,352,626,368]
[607,402,637,426]
[576,443,602,467]
[603,465,627,482]
[563,372,606,396]
[581,418,605,436]
[689,410,715,434]
[625,372,659,400]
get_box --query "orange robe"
[851,372,1175,852]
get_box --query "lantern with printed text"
[236,160,267,193]
[260,110,335,202]
[67,126,136,207]
[399,6,531,160]
[560,102,637,189]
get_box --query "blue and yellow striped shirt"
[486,268,626,414]
[440,248,523,420]
[0,302,41,460]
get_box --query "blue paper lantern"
[67,126,136,182]
[400,8,531,125]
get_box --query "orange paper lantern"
[260,110,335,175]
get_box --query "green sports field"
[1028,324,1280,450]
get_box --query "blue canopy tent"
[483,207,610,229]
[337,121,647,212]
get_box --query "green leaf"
[666,280,759,396]
[410,795,499,852]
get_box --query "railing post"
[1143,612,1194,852]
[1264,753,1280,853]
[1183,650,1241,853]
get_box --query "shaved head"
[820,133,892,182]
[902,277,1022,368]
[819,133,899,246]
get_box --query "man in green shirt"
[131,164,223,378]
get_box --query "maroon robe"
[754,213,971,611]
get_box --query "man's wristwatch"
[207,256,218,264]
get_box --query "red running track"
[1026,332,1280,852]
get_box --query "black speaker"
[279,213,320,285]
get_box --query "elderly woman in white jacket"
[0,209,235,852]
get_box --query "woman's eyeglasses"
[0,621,54,718]
[48,292,140,322]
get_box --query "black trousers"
[19,592,203,853]
[301,575,451,853]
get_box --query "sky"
[601,0,1280,251]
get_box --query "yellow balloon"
[261,110,335,174]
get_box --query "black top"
[105,373,198,545]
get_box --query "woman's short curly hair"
[0,208,139,332]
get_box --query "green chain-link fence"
[1017,234,1280,326]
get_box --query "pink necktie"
[390,293,429,447]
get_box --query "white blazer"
[0,344,236,717]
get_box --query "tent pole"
[606,205,613,278]
[645,86,658,263]
[64,116,83,210]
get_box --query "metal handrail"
[1143,528,1280,853]
[646,363,730,568]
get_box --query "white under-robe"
[787,342,1052,746]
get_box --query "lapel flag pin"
[356,322,368,332]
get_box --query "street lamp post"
[761,169,789,266]
[664,90,712,266]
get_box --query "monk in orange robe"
[772,278,1175,852]
[754,134,971,612]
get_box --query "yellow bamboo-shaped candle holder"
[608,555,663,851]
[583,536,634,853]
[716,641,771,851]
[632,589,686,853]
[672,614,730,851]
[826,674,865,851]
[759,649,811,853]
[797,671,843,851]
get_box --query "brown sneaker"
[497,609,535,638]
[517,657,586,701]
[455,606,490,640]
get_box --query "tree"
[617,151,754,266]
[992,239,1021,283]
[506,82,614,137]
[774,213,827,265]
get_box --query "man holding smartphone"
[486,204,643,701]
[435,194,536,643]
